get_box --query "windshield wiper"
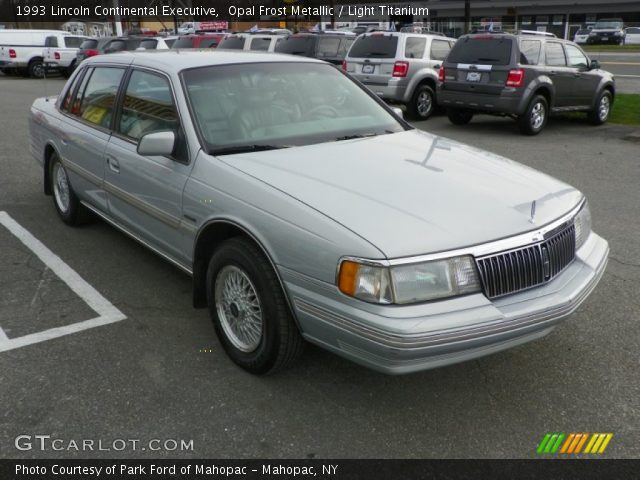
[335,130,397,142]
[211,144,292,156]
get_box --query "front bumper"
[285,232,608,374]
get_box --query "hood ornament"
[529,200,537,224]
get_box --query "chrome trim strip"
[103,181,181,230]
[299,251,606,350]
[338,198,585,270]
[80,201,193,275]
[60,157,102,186]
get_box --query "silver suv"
[437,32,615,135]
[344,32,456,120]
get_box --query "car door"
[57,66,126,212]
[104,68,192,264]
[564,43,599,107]
[543,41,572,107]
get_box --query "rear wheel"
[49,153,87,225]
[517,95,548,135]
[206,238,304,374]
[588,90,612,125]
[407,84,436,120]
[446,108,474,125]
[27,58,44,78]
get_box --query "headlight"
[574,201,592,251]
[338,256,481,304]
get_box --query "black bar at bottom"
[1,459,638,480]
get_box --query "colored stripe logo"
[537,433,613,454]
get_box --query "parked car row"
[573,18,639,45]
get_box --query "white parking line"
[0,211,127,353]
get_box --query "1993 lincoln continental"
[29,51,609,374]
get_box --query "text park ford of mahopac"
[28,51,608,374]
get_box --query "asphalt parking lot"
[0,75,638,460]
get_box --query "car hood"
[219,130,582,258]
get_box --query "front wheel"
[517,95,548,135]
[206,238,304,374]
[588,90,612,125]
[446,108,474,125]
[406,85,436,120]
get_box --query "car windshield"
[447,37,513,65]
[576,30,590,35]
[594,21,623,29]
[182,62,405,154]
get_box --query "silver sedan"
[29,51,609,374]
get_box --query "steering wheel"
[304,104,339,120]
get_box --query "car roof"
[361,31,456,41]
[82,50,325,71]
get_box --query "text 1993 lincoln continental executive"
[29,51,609,374]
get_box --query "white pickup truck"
[0,29,71,78]
[43,34,87,77]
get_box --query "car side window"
[200,38,218,48]
[429,39,451,61]
[545,42,566,66]
[118,70,179,141]
[405,37,426,59]
[76,67,125,128]
[60,68,86,112]
[339,38,355,56]
[519,40,541,65]
[45,36,58,48]
[67,67,93,115]
[564,44,589,69]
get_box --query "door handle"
[106,157,120,174]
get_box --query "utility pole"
[464,0,471,34]
[330,0,335,29]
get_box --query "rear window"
[139,39,158,50]
[317,37,341,57]
[275,36,314,55]
[249,38,271,51]
[45,36,58,48]
[64,37,84,48]
[348,35,399,58]
[447,37,513,65]
[219,37,246,49]
[80,39,98,50]
[173,37,195,48]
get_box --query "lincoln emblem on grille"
[541,245,551,280]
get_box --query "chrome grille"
[476,224,576,299]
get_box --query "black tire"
[517,95,548,135]
[588,90,613,125]
[206,237,304,374]
[406,84,436,120]
[27,57,44,78]
[49,153,88,225]
[446,108,474,125]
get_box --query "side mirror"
[137,131,175,156]
[590,59,600,70]
[391,107,404,118]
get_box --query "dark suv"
[275,33,355,65]
[437,32,615,134]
